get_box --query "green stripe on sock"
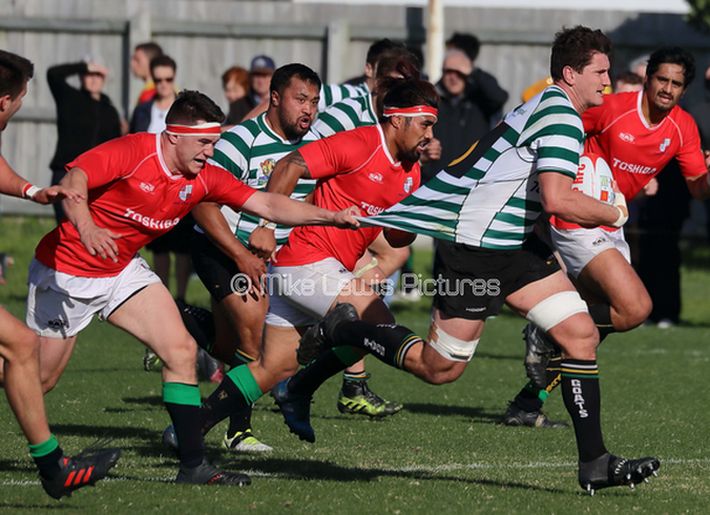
[561,373,599,380]
[333,346,363,366]
[538,389,550,402]
[28,434,59,458]
[163,382,201,406]
[226,365,263,404]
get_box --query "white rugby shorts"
[265,257,355,328]
[26,255,161,338]
[549,225,630,278]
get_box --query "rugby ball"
[572,153,616,204]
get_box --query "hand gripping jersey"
[35,132,256,277]
[274,124,421,271]
[552,90,706,230]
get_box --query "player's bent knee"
[553,314,598,359]
[526,291,588,332]
[618,294,652,330]
[429,325,479,363]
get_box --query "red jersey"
[36,132,256,277]
[552,90,706,231]
[275,125,420,271]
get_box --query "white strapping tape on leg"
[429,325,479,362]
[525,291,588,332]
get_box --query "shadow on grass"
[400,402,503,424]
[227,456,565,494]
[0,501,73,510]
[122,396,164,406]
[50,423,158,442]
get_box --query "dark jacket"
[47,62,122,170]
[225,93,259,125]
[422,68,509,182]
[129,99,154,133]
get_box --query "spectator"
[222,66,250,125]
[422,47,508,181]
[130,55,177,134]
[227,55,275,123]
[130,41,163,105]
[47,59,122,223]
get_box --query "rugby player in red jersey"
[191,78,436,444]
[1,90,358,489]
[0,49,122,501]
[504,47,710,429]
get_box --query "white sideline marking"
[3,458,709,487]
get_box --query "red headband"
[165,122,222,137]
[382,105,438,120]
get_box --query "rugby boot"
[222,429,273,453]
[176,458,251,486]
[272,379,315,443]
[298,303,359,365]
[502,402,568,429]
[40,447,121,500]
[578,452,660,495]
[523,323,561,390]
[337,374,402,417]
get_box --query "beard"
[280,112,309,141]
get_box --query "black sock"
[332,321,421,369]
[30,436,63,480]
[588,304,614,342]
[201,365,261,435]
[560,359,607,462]
[163,383,204,468]
[226,352,256,435]
[226,406,252,437]
[289,349,353,397]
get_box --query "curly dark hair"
[550,26,611,81]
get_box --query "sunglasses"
[154,77,175,84]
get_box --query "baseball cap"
[250,55,276,74]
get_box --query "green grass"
[1,216,709,513]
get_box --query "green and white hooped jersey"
[312,89,377,137]
[208,113,320,247]
[363,86,584,250]
[318,82,369,112]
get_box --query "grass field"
[1,216,709,513]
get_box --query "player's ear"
[270,89,280,107]
[561,65,576,86]
[0,94,9,114]
[166,132,180,145]
[389,115,403,129]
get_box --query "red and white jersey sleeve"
[34,133,253,277]
[275,125,420,270]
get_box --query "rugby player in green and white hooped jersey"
[178,64,323,454]
[294,26,661,495]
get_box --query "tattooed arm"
[265,150,311,196]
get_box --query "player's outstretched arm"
[538,171,627,228]
[61,168,122,262]
[241,190,359,230]
[0,156,84,205]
